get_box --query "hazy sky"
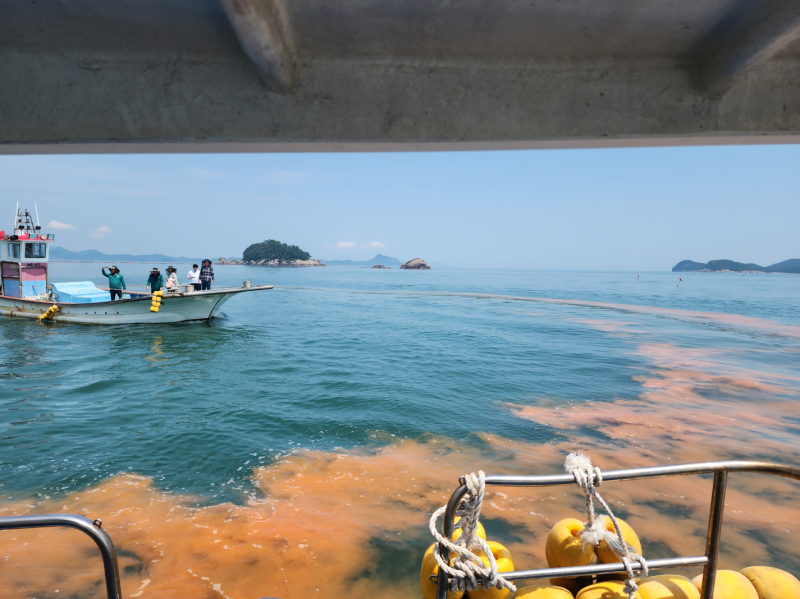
[0,145,798,270]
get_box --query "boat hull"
[0,286,272,324]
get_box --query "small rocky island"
[363,264,390,269]
[217,239,327,267]
[400,258,431,270]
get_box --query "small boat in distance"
[0,207,272,324]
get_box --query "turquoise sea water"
[2,264,800,597]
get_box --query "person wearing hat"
[146,267,164,294]
[199,259,215,291]
[164,266,179,292]
[101,265,126,301]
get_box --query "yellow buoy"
[468,541,515,599]
[546,519,592,568]
[545,518,593,594]
[576,580,642,599]
[594,516,642,564]
[420,547,464,599]
[39,305,60,321]
[514,585,574,599]
[739,566,800,599]
[691,570,758,599]
[638,574,699,599]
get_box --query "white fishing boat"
[0,207,271,324]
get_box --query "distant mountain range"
[320,254,403,267]
[50,247,203,263]
[673,259,800,273]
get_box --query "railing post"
[436,483,468,599]
[0,514,122,599]
[701,471,727,599]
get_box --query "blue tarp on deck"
[51,281,111,304]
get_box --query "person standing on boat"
[199,259,214,291]
[164,266,179,292]
[101,265,126,301]
[187,263,201,291]
[146,267,164,293]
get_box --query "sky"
[0,145,798,270]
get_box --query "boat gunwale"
[0,285,273,307]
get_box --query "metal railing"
[0,513,122,599]
[435,460,800,599]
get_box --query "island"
[672,259,800,274]
[217,240,327,267]
[400,258,431,270]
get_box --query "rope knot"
[565,451,600,489]
[624,578,640,596]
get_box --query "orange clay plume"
[3,437,527,599]
[2,430,799,599]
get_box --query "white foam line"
[274,286,800,339]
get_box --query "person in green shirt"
[101,265,126,300]
[146,267,164,293]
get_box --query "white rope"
[565,452,648,599]
[428,471,517,594]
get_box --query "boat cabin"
[0,208,54,299]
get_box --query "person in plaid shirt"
[200,259,215,290]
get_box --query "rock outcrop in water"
[400,258,431,270]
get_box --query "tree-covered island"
[217,240,326,266]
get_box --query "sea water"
[1,264,799,598]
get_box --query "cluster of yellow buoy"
[150,291,163,312]
[422,516,800,599]
[421,521,517,599]
[39,304,59,320]
[535,516,800,598]
[514,567,800,599]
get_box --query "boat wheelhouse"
[0,206,54,300]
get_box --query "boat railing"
[96,286,151,296]
[435,460,800,599]
[0,513,122,599]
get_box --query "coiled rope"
[565,451,648,599]
[428,471,517,594]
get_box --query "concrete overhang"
[2,0,799,154]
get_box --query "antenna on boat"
[35,203,40,227]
